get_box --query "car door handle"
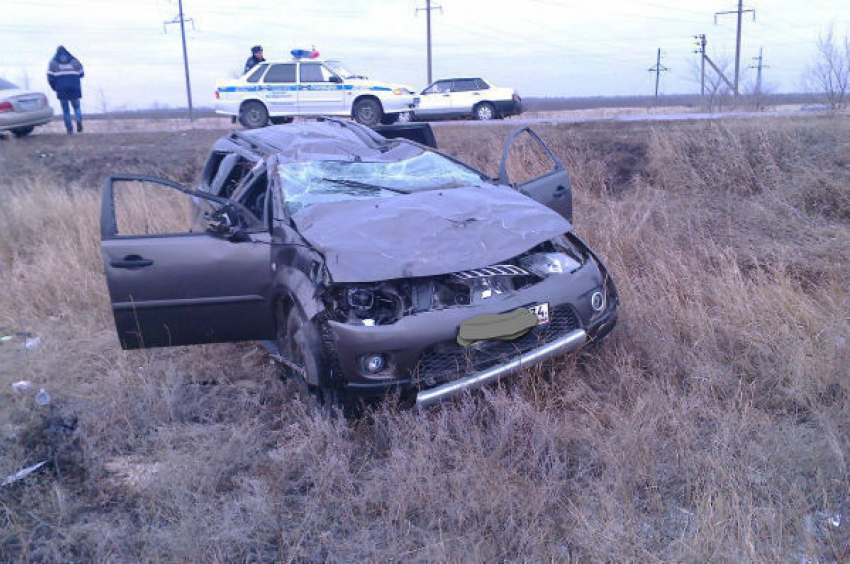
[554,185,568,198]
[111,255,154,269]
[472,92,481,95]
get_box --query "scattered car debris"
[11,380,32,393]
[1,334,13,342]
[1,460,47,487]
[35,388,51,406]
[24,335,42,350]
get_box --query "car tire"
[270,116,294,125]
[239,101,269,129]
[353,98,383,127]
[473,102,496,121]
[277,301,356,417]
[11,126,34,138]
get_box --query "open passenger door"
[100,174,275,349]
[499,126,572,222]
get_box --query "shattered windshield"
[277,151,489,215]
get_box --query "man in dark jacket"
[47,46,84,135]
[244,45,265,74]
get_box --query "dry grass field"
[0,116,848,562]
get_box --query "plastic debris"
[35,388,51,406]
[11,380,33,393]
[828,514,841,528]
[0,335,13,342]
[24,336,42,350]
[1,461,47,487]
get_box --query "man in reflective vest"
[47,46,84,135]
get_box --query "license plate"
[528,302,550,325]
[19,101,38,111]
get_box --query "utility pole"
[748,47,769,109]
[693,34,707,97]
[715,0,755,99]
[647,48,669,103]
[749,46,767,96]
[164,0,195,121]
[416,0,442,84]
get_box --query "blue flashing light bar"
[291,49,320,60]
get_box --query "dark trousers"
[59,98,82,133]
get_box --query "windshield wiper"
[320,177,411,194]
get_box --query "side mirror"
[207,205,251,242]
[329,75,342,83]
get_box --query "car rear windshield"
[0,78,18,90]
[277,151,489,215]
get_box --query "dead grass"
[0,117,848,562]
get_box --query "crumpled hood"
[291,185,571,283]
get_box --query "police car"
[215,50,417,128]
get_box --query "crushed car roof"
[232,121,422,164]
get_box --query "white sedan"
[413,77,522,121]
[0,78,54,137]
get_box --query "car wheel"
[11,126,34,138]
[277,301,355,416]
[353,98,382,127]
[474,102,496,121]
[239,101,269,129]
[270,116,294,125]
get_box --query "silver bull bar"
[415,328,587,409]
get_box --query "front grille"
[452,264,531,280]
[411,304,580,387]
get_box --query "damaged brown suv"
[100,119,618,409]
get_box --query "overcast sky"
[2,0,847,113]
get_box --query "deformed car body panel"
[100,175,274,349]
[290,184,571,282]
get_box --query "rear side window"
[454,79,479,92]
[246,65,267,83]
[264,64,296,83]
[474,78,490,90]
[0,78,17,90]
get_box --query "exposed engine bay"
[324,235,587,325]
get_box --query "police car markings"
[218,84,392,93]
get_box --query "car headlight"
[519,252,581,278]
[346,287,374,310]
[392,88,410,95]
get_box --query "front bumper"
[326,254,615,400]
[415,328,586,408]
[379,94,418,113]
[0,107,54,131]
